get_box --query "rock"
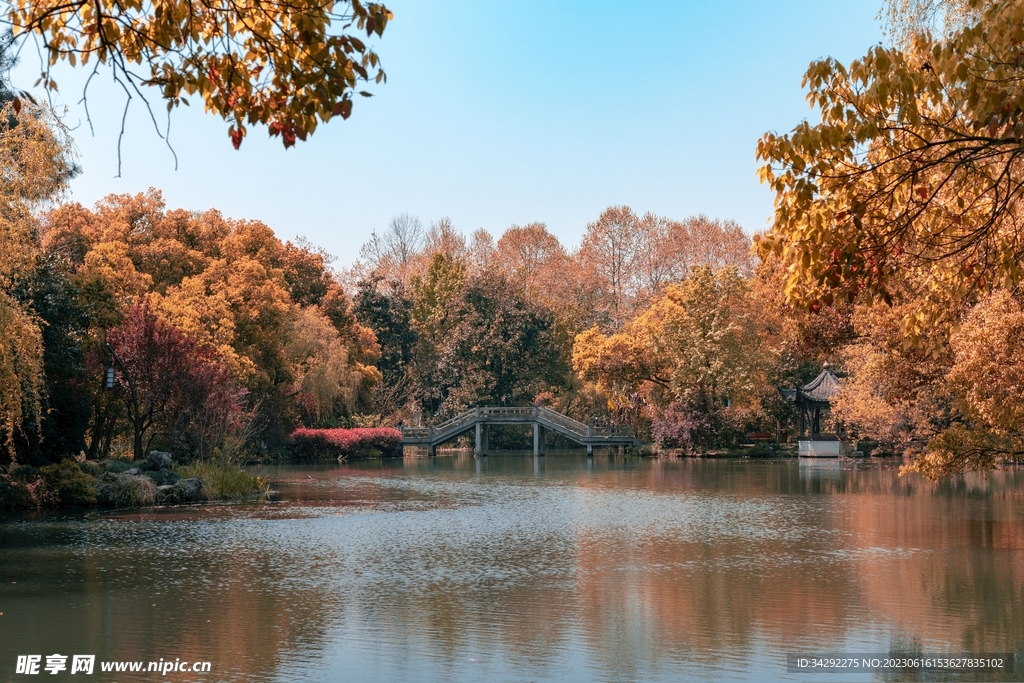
[176,478,203,499]
[146,451,173,471]
[124,468,141,476]
[157,478,203,505]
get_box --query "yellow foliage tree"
[910,289,1024,477]
[573,266,770,439]
[828,289,1024,478]
[757,0,1024,342]
[0,102,75,456]
[152,274,254,380]
[284,306,369,422]
[7,0,392,151]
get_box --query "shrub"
[652,403,763,453]
[102,459,133,474]
[38,460,97,507]
[289,427,402,462]
[0,475,37,509]
[95,472,157,507]
[652,403,712,454]
[8,464,39,482]
[78,461,104,476]
[174,461,269,500]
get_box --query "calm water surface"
[1,454,1023,682]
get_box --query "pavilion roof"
[780,363,841,406]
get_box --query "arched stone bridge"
[400,406,641,456]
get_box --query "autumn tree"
[418,271,568,417]
[576,206,643,329]
[40,189,382,450]
[634,214,754,301]
[757,0,1024,340]
[832,287,1024,478]
[749,255,856,391]
[574,266,772,447]
[925,289,1024,475]
[495,223,567,295]
[357,213,425,282]
[880,0,975,47]
[576,207,754,331]
[0,101,74,459]
[492,221,607,340]
[4,0,392,153]
[107,299,239,460]
[829,299,960,459]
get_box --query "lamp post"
[104,342,143,461]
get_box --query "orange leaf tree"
[5,0,391,154]
[756,0,1024,341]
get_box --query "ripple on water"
[1,457,1022,683]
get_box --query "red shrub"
[289,427,403,462]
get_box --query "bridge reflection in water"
[399,406,640,456]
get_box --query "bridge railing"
[430,409,478,435]
[401,408,478,440]
[590,426,634,438]
[536,406,589,438]
[478,406,535,419]
[401,405,636,443]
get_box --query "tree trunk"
[87,410,106,461]
[133,418,144,461]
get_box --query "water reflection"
[1,454,1022,682]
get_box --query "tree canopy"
[3,0,391,151]
[757,0,1024,340]
[0,101,74,456]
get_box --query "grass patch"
[173,461,269,501]
[96,472,157,507]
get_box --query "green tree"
[409,252,467,336]
[353,275,417,417]
[12,254,93,464]
[283,306,367,425]
[424,271,568,417]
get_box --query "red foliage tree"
[107,299,241,461]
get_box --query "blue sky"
[14,0,882,266]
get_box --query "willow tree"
[757,0,1024,342]
[4,0,391,152]
[0,102,74,457]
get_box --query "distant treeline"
[3,100,1023,479]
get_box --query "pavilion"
[780,362,855,457]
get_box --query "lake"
[1,454,1022,682]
